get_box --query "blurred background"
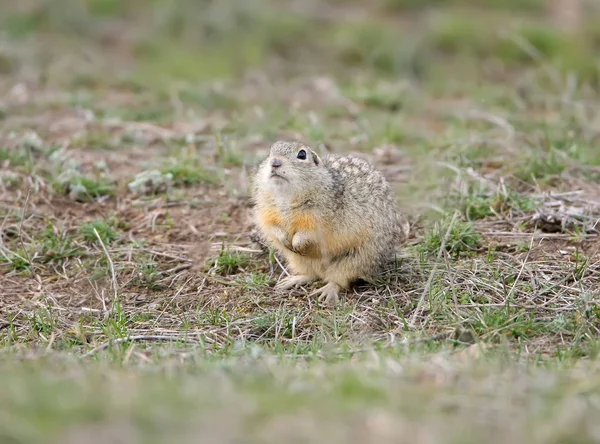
[1,0,599,99]
[2,0,600,216]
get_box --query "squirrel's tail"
[397,214,410,244]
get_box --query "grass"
[2,348,599,444]
[162,163,219,187]
[80,219,118,245]
[207,249,253,276]
[418,215,483,258]
[1,0,600,442]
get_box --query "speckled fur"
[251,140,407,306]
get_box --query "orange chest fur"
[258,206,319,235]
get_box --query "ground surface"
[1,1,600,443]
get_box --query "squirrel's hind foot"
[309,282,341,307]
[275,274,315,291]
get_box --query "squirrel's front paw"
[291,231,320,257]
[271,226,293,251]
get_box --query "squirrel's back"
[319,153,406,244]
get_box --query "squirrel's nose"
[271,158,282,168]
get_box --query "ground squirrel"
[251,140,408,306]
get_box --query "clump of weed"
[0,133,58,174]
[0,147,30,168]
[163,164,218,187]
[237,273,274,291]
[0,248,31,272]
[207,249,252,275]
[64,176,116,201]
[1,223,84,272]
[419,215,483,258]
[462,194,496,221]
[460,191,539,221]
[47,147,116,201]
[129,259,166,291]
[250,310,296,339]
[39,224,83,266]
[80,219,118,245]
[31,307,56,336]
[128,170,173,195]
[514,149,568,184]
[467,307,541,341]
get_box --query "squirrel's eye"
[297,149,307,160]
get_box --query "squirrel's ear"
[310,150,321,166]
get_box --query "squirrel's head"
[258,140,327,197]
